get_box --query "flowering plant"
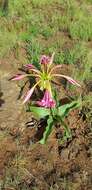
[12,53,81,144]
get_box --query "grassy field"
[0,0,92,189]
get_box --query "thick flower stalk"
[11,53,81,104]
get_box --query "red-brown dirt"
[0,60,92,190]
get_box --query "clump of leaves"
[30,98,80,144]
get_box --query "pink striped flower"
[40,55,50,65]
[24,64,35,69]
[11,52,81,104]
[37,90,56,108]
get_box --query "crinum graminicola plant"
[12,53,81,144]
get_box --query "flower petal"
[62,75,81,87]
[49,64,63,74]
[11,74,27,81]
[64,76,81,87]
[24,64,41,75]
[36,90,56,108]
[24,64,35,69]
[40,55,50,65]
[23,80,41,104]
[49,52,55,64]
[23,87,35,104]
[52,74,81,87]
[47,52,55,72]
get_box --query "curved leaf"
[40,116,53,144]
[29,106,50,118]
[58,101,80,118]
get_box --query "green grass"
[0,0,91,83]
[69,16,92,41]
[26,37,42,68]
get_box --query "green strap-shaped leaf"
[59,119,72,144]
[40,116,54,144]
[29,106,50,118]
[58,101,80,118]
[61,119,71,138]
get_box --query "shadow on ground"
[0,92,5,107]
